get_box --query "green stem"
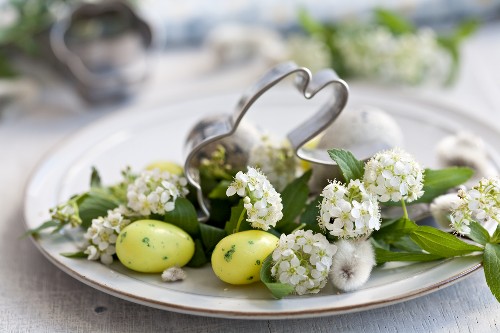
[401,199,409,220]
[291,223,306,233]
[234,207,247,234]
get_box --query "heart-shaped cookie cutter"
[184,62,349,221]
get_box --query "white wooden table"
[1,22,500,333]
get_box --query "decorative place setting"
[23,61,500,319]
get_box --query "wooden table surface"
[2,22,500,333]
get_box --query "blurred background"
[1,0,500,135]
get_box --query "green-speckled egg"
[116,220,194,273]
[211,230,279,285]
[145,161,183,175]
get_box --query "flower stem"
[234,207,246,234]
[401,199,409,220]
[291,223,306,233]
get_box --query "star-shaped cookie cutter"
[184,62,349,221]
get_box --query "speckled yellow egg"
[211,230,279,285]
[116,220,195,273]
[145,161,183,175]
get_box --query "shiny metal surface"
[184,62,349,221]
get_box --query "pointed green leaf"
[491,225,500,244]
[371,218,418,243]
[78,189,120,229]
[414,167,473,204]
[299,196,323,234]
[186,239,207,267]
[260,254,294,299]
[90,166,102,188]
[468,221,490,245]
[163,198,200,237]
[374,8,415,35]
[298,9,325,35]
[375,248,443,265]
[60,251,87,258]
[224,200,250,235]
[276,171,311,232]
[410,226,483,257]
[200,223,227,252]
[484,243,500,302]
[327,149,365,182]
[23,220,60,238]
[208,180,232,199]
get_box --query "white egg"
[309,106,403,192]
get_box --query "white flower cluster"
[319,179,380,239]
[337,26,450,85]
[248,135,297,191]
[364,148,424,203]
[286,35,332,74]
[226,167,283,231]
[451,177,500,234]
[84,206,131,265]
[271,230,337,295]
[127,169,189,216]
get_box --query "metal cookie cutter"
[184,62,349,221]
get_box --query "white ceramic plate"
[24,86,500,319]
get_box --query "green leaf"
[327,149,365,182]
[77,190,119,229]
[298,9,325,35]
[391,236,423,252]
[260,254,294,299]
[200,223,227,252]
[453,19,479,42]
[375,248,444,265]
[0,53,17,78]
[276,171,311,232]
[412,167,474,204]
[60,251,87,258]
[163,198,200,237]
[410,226,483,257]
[437,36,460,85]
[186,239,208,267]
[491,225,500,244]
[23,220,60,238]
[468,221,491,245]
[484,243,500,302]
[371,218,418,244]
[370,237,390,251]
[208,180,232,199]
[224,200,251,235]
[374,8,415,35]
[90,166,102,188]
[299,196,323,234]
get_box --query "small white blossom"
[329,239,375,292]
[319,179,380,239]
[127,169,188,215]
[226,167,283,231]
[248,135,298,191]
[336,25,450,85]
[83,206,131,265]
[161,267,187,282]
[364,147,424,203]
[271,230,337,295]
[450,177,500,234]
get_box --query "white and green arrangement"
[28,139,500,302]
